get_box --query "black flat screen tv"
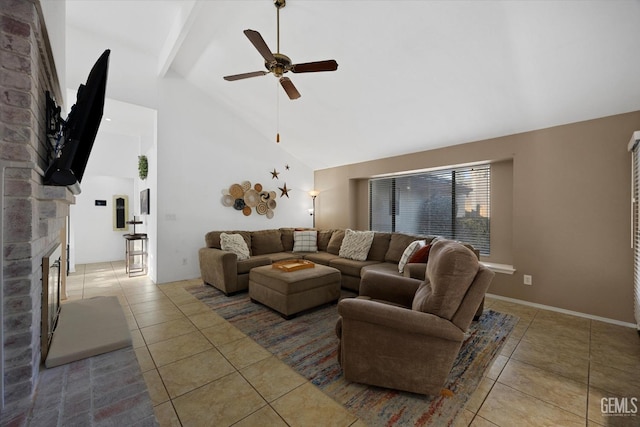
[44,49,110,190]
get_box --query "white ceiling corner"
[64,0,640,170]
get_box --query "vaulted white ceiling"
[65,0,640,170]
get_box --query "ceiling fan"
[223,0,338,100]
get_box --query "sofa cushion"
[303,252,341,265]
[411,240,479,320]
[293,230,318,252]
[237,256,271,274]
[326,229,345,255]
[385,233,423,263]
[361,262,402,277]
[317,230,334,251]
[205,231,224,248]
[398,240,426,273]
[329,257,380,278]
[367,232,391,262]
[279,228,295,251]
[220,233,250,260]
[339,229,375,261]
[267,252,298,263]
[251,229,284,255]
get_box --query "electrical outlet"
[523,275,532,285]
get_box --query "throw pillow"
[408,243,431,264]
[293,230,318,252]
[339,229,375,261]
[398,240,426,273]
[220,232,250,260]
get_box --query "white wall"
[156,73,315,283]
[66,27,315,284]
[70,176,134,264]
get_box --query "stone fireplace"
[1,0,73,411]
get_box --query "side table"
[124,233,147,276]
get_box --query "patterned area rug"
[187,284,518,426]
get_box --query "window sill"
[480,262,516,275]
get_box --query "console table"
[124,233,147,276]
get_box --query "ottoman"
[249,263,341,319]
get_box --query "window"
[369,164,491,255]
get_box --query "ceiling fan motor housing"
[267,53,292,77]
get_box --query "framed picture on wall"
[140,189,150,215]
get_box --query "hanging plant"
[138,155,148,180]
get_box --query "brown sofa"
[198,228,444,295]
[335,240,495,395]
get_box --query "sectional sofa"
[198,228,478,295]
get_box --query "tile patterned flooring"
[64,261,640,426]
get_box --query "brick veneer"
[1,0,72,410]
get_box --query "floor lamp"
[309,190,320,228]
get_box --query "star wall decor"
[285,164,290,171]
[278,183,290,198]
[270,169,280,179]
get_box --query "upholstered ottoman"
[249,263,341,319]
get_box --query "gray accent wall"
[315,111,640,323]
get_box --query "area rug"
[187,285,518,426]
[45,296,132,368]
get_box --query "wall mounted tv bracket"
[45,91,65,157]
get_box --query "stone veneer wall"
[1,0,72,408]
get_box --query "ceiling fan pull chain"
[276,81,280,143]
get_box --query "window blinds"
[369,164,491,255]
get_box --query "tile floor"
[65,261,640,426]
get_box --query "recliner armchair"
[336,239,494,395]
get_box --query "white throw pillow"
[339,229,375,261]
[293,230,318,252]
[398,240,426,273]
[220,233,250,260]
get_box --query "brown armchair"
[336,239,494,395]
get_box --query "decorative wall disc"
[233,198,246,210]
[222,179,282,219]
[229,184,244,199]
[256,202,268,215]
[244,189,260,207]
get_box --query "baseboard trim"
[486,293,638,329]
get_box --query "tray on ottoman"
[249,263,341,319]
[272,259,314,272]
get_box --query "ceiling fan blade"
[244,29,276,63]
[291,59,338,73]
[280,77,301,100]
[223,71,269,81]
